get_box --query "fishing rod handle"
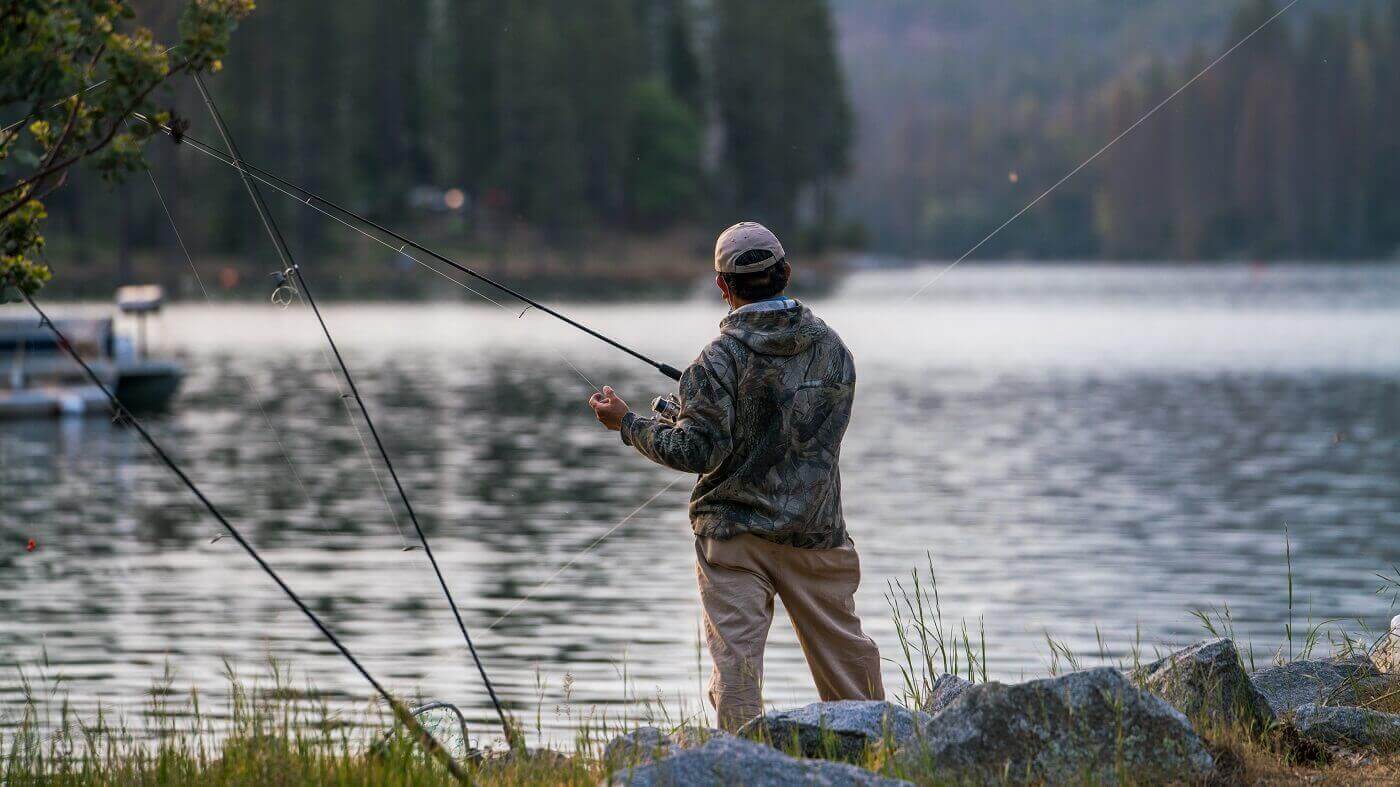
[658,363,682,381]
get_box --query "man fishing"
[588,221,883,730]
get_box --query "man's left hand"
[588,385,629,431]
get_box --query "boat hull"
[114,361,184,413]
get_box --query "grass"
[1,657,615,786]
[885,554,989,710]
[7,548,1400,785]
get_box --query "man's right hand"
[588,385,630,431]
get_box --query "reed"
[884,554,988,710]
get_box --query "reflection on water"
[3,263,1400,744]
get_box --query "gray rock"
[608,734,911,787]
[602,726,732,767]
[1292,703,1400,751]
[1251,654,1393,716]
[896,667,1214,785]
[922,674,973,716]
[739,700,931,760]
[602,728,678,767]
[1132,638,1274,729]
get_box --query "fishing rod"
[17,289,470,784]
[130,112,684,382]
[190,73,514,743]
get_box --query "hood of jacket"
[719,300,828,358]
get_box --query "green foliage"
[663,0,704,119]
[493,3,587,237]
[884,554,988,711]
[624,79,702,227]
[0,0,253,295]
[1,198,51,299]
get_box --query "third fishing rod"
[132,112,684,382]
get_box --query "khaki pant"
[696,533,884,730]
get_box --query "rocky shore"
[602,632,1400,786]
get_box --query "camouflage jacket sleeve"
[620,341,736,474]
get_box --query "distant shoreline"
[32,236,852,302]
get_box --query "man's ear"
[715,274,730,300]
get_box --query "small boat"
[0,285,184,419]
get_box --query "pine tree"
[664,0,705,119]
[494,0,585,239]
[712,0,853,234]
[625,79,702,226]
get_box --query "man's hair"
[721,250,790,301]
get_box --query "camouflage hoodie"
[621,298,855,549]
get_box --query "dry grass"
[1360,681,1400,716]
[1222,739,1400,786]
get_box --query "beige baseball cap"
[714,221,786,273]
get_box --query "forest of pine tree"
[1089,0,1400,259]
[838,0,1400,260]
[20,0,1400,293]
[33,0,853,289]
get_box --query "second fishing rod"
[132,112,684,382]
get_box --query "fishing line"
[152,155,417,551]
[311,304,415,550]
[486,475,685,631]
[332,378,417,550]
[192,73,511,740]
[17,289,470,784]
[906,0,1303,301]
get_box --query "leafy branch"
[0,0,255,300]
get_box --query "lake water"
[3,263,1400,746]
